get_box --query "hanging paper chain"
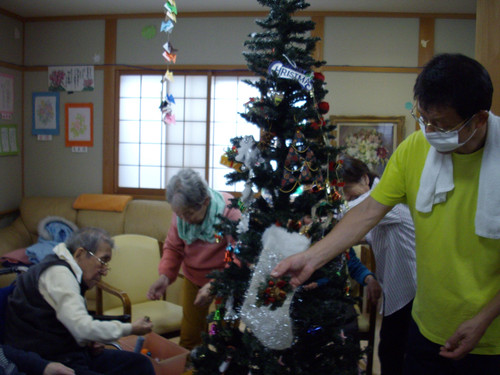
[160,0,178,126]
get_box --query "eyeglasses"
[411,105,475,134]
[85,249,111,271]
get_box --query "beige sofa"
[0,196,173,255]
[0,195,182,311]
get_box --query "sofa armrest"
[95,280,131,316]
[0,218,32,256]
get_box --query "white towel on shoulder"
[416,112,500,239]
[415,150,454,212]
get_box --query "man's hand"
[440,290,500,360]
[273,198,392,288]
[364,275,382,306]
[194,283,213,306]
[439,316,487,360]
[131,316,154,336]
[43,362,75,375]
[147,274,169,300]
[271,251,316,288]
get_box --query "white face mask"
[420,123,477,153]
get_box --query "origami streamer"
[161,20,174,33]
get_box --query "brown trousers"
[179,278,210,350]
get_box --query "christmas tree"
[191,1,362,373]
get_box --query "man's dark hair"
[414,53,493,119]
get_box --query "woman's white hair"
[166,169,209,210]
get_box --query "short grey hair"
[65,227,114,255]
[166,169,209,210]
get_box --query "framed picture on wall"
[65,103,93,147]
[330,115,405,175]
[0,73,14,119]
[32,92,60,135]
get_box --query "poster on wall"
[0,124,18,156]
[32,92,60,135]
[65,103,93,147]
[48,66,94,92]
[0,73,14,119]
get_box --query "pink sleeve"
[222,193,242,222]
[158,214,184,284]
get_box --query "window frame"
[107,68,258,198]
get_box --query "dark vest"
[4,254,84,359]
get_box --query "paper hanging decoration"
[161,20,174,33]
[164,1,177,15]
[160,0,178,125]
[160,94,176,125]
[163,70,174,82]
[162,41,178,63]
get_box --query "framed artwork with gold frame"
[330,115,405,174]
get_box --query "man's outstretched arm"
[272,196,392,287]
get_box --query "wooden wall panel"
[475,0,500,114]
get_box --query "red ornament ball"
[318,101,330,114]
[314,72,325,82]
[310,117,326,130]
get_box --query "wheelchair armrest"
[0,266,28,276]
[95,280,131,317]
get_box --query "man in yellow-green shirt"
[272,54,500,374]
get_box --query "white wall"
[324,17,420,67]
[117,17,258,65]
[324,71,418,138]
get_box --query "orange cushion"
[73,194,132,212]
